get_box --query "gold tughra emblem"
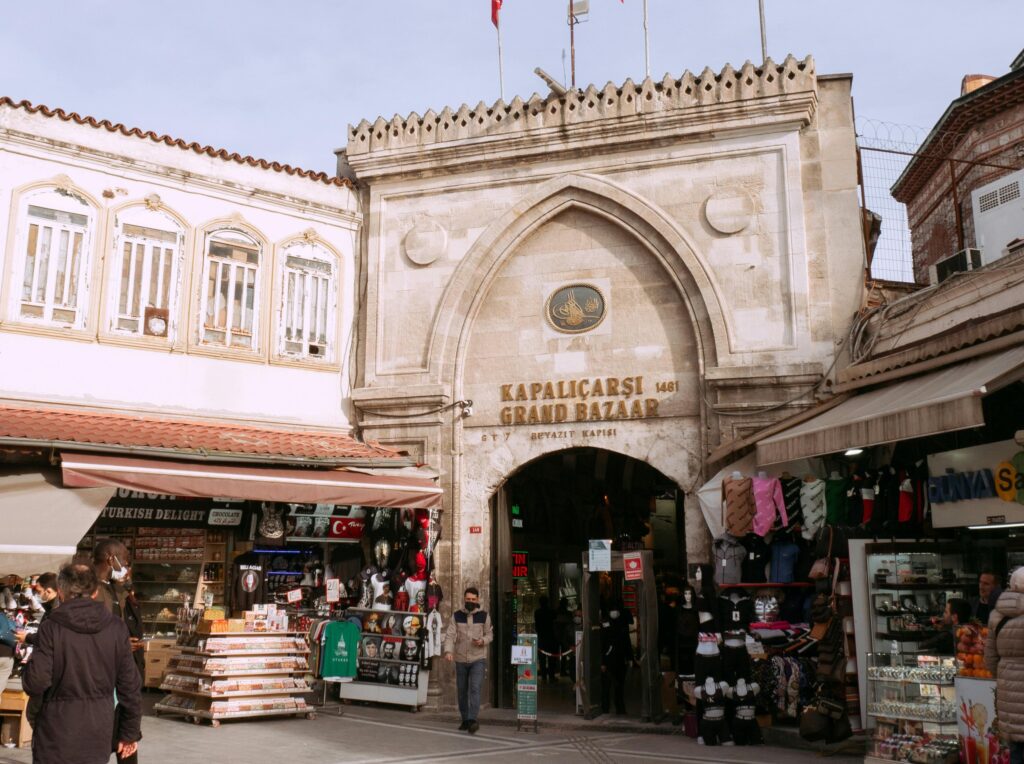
[546,284,606,334]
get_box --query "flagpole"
[758,0,768,62]
[497,18,505,100]
[642,0,650,79]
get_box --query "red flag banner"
[492,0,502,27]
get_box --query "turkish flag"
[492,0,502,27]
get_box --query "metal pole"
[643,0,650,79]
[569,1,576,89]
[497,19,505,100]
[758,0,768,62]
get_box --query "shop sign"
[511,645,533,665]
[512,551,530,578]
[207,508,244,526]
[497,375,667,425]
[99,491,244,528]
[588,539,612,572]
[286,588,303,603]
[623,552,643,581]
[928,440,1024,527]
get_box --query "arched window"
[198,228,262,350]
[278,240,337,361]
[14,187,94,327]
[110,207,185,339]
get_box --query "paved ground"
[0,698,867,764]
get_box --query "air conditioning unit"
[931,248,982,284]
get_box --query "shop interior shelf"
[153,703,313,722]
[866,711,956,725]
[873,582,972,591]
[158,685,313,699]
[168,668,309,678]
[717,582,814,589]
[181,648,310,657]
[868,676,954,687]
[875,631,945,642]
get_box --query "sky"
[0,1,1020,175]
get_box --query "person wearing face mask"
[443,586,494,735]
[92,539,144,763]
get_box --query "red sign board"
[469,526,482,534]
[512,550,529,578]
[328,516,365,539]
[623,552,643,581]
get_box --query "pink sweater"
[751,476,788,536]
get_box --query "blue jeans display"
[456,659,486,722]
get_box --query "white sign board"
[588,539,612,571]
[511,645,533,665]
[325,579,341,603]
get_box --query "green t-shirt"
[321,621,360,679]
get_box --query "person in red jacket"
[22,563,142,764]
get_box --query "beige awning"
[0,469,114,574]
[61,453,443,509]
[756,346,1024,465]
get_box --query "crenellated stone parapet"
[347,55,815,159]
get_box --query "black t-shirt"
[741,536,770,583]
[233,552,265,611]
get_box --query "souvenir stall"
[153,502,445,723]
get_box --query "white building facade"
[0,98,360,429]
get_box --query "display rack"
[155,631,314,727]
[336,607,430,712]
[865,651,959,764]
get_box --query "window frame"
[9,187,96,330]
[195,225,266,355]
[274,239,339,365]
[106,205,187,343]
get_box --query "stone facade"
[343,54,864,708]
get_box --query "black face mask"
[41,598,55,613]
[464,601,479,611]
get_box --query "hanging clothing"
[425,610,443,659]
[722,476,756,537]
[370,573,392,611]
[780,476,803,531]
[741,536,770,583]
[769,537,800,584]
[233,552,265,611]
[713,534,746,586]
[320,620,360,679]
[799,479,826,541]
[751,476,788,536]
[825,477,847,525]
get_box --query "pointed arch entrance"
[490,447,682,720]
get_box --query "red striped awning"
[61,453,442,510]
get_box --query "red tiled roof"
[0,97,352,188]
[0,403,402,464]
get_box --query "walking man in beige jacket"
[443,586,494,734]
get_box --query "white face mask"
[110,566,129,582]
[609,610,620,619]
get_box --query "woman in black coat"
[600,600,635,715]
[22,565,142,764]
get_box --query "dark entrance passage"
[490,448,684,720]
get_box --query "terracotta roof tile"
[0,403,401,464]
[0,97,352,188]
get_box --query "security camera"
[534,68,567,97]
[462,400,474,418]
